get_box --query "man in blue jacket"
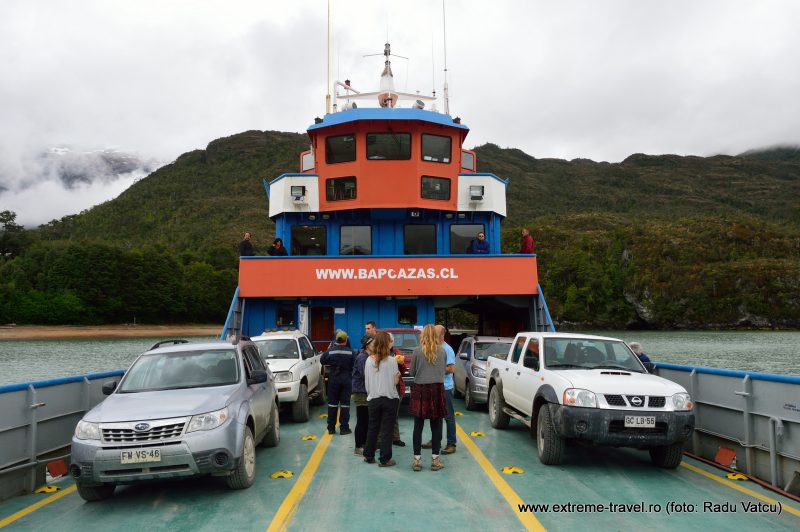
[470,232,490,254]
[321,330,357,435]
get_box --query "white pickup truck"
[486,332,695,468]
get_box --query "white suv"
[251,331,325,422]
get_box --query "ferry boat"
[0,42,798,532]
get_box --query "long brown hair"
[420,324,440,365]
[371,331,392,370]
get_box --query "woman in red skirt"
[409,324,447,471]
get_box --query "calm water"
[0,331,798,387]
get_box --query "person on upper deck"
[238,231,255,257]
[519,228,535,254]
[629,342,652,364]
[267,238,288,256]
[469,232,490,254]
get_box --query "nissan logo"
[630,396,643,407]
[134,423,150,432]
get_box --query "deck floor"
[1,397,798,531]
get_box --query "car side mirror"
[102,380,117,395]
[643,362,655,373]
[523,354,539,371]
[248,369,269,384]
[459,352,469,360]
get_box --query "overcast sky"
[2,0,799,226]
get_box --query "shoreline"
[0,324,220,341]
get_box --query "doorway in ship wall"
[435,295,533,345]
[309,306,335,352]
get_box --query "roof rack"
[149,339,189,350]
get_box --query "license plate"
[120,448,161,464]
[624,416,656,428]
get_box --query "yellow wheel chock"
[454,411,464,416]
[319,413,328,419]
[726,473,748,481]
[501,466,524,475]
[271,470,294,479]
[470,431,486,437]
[35,485,60,494]
[302,435,318,441]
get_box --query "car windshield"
[119,349,239,392]
[474,342,512,361]
[255,339,300,359]
[543,338,644,372]
[392,333,420,351]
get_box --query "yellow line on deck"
[680,462,800,518]
[457,424,546,531]
[266,431,334,532]
[0,484,76,528]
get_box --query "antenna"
[442,0,450,115]
[325,0,331,115]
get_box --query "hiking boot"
[340,428,352,435]
[421,440,432,449]
[354,447,364,456]
[363,457,376,464]
[378,459,397,468]
[442,444,457,455]
[431,456,444,471]
[412,458,422,472]
[392,440,406,447]
[327,428,336,435]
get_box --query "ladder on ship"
[532,284,556,332]
[221,288,245,340]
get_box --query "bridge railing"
[0,370,124,501]
[654,362,800,493]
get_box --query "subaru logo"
[134,423,150,432]
[630,396,643,407]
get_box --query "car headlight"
[563,388,597,408]
[187,407,229,433]
[672,393,693,411]
[274,371,294,383]
[470,365,486,378]
[75,420,101,440]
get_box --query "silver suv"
[70,338,280,501]
[453,336,513,410]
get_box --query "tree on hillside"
[0,211,31,258]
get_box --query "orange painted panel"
[238,256,538,297]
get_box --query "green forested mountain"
[1,130,799,328]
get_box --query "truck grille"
[605,395,666,408]
[648,396,666,407]
[604,395,626,406]
[103,422,185,443]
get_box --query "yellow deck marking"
[457,424,545,531]
[266,431,333,532]
[680,462,800,518]
[0,485,76,528]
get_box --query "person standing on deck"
[629,342,652,363]
[409,324,447,471]
[238,231,255,257]
[519,228,535,254]
[321,330,357,435]
[351,335,372,455]
[469,232,490,254]
[363,331,401,467]
[422,325,457,454]
[361,320,377,349]
[267,238,288,256]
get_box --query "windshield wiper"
[546,363,585,369]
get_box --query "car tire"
[261,404,280,447]
[75,482,115,502]
[649,442,684,469]
[291,383,310,422]
[310,378,326,406]
[227,426,256,489]
[464,382,477,411]
[536,405,564,465]
[488,385,510,429]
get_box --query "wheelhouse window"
[326,176,357,201]
[366,132,411,160]
[404,225,436,254]
[325,134,356,164]
[450,224,485,254]
[461,150,475,171]
[292,226,326,255]
[398,305,417,325]
[340,225,371,255]
[421,176,451,200]
[422,134,451,163]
